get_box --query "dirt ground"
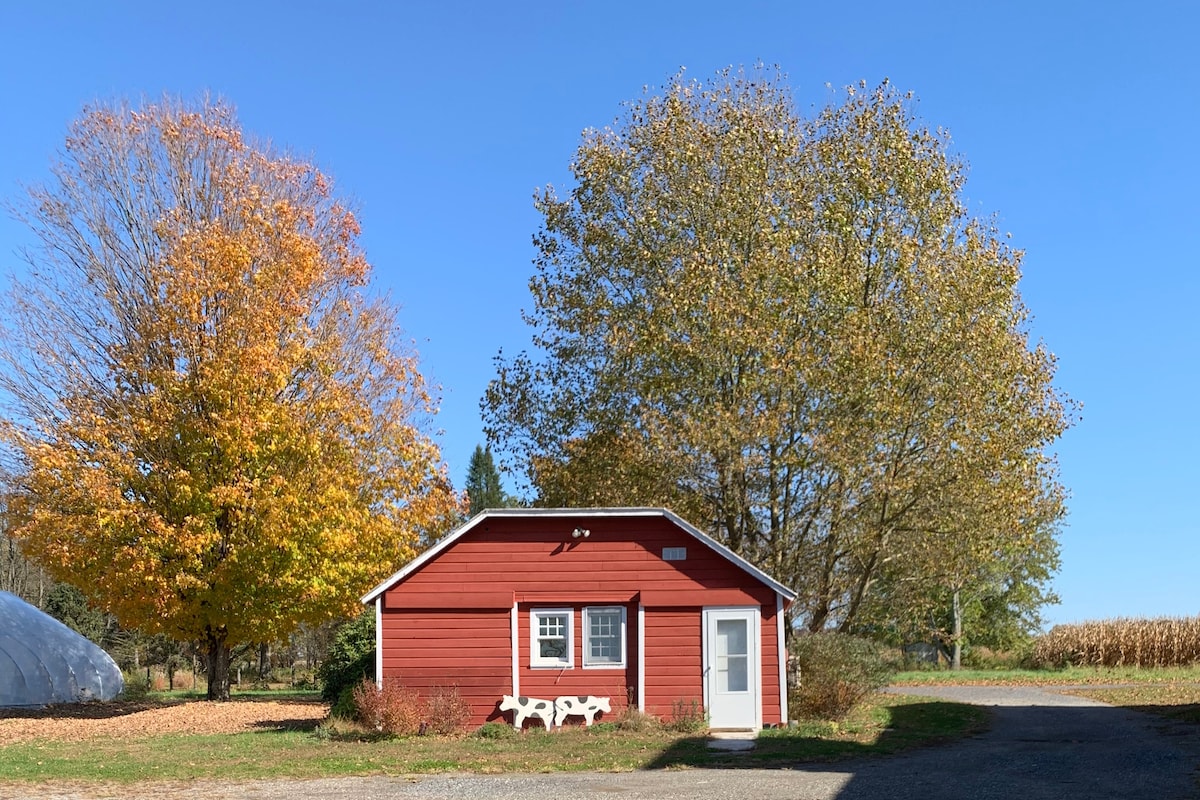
[0,698,328,743]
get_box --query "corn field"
[1033,617,1200,668]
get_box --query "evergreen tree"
[44,583,111,646]
[465,445,506,515]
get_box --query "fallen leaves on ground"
[0,699,327,743]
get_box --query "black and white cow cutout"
[554,695,611,727]
[499,694,554,730]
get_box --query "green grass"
[893,664,1200,686]
[0,693,986,784]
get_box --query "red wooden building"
[361,508,796,730]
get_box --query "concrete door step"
[707,731,757,751]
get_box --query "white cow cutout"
[554,695,611,727]
[499,694,555,730]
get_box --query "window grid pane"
[532,610,572,667]
[539,615,566,638]
[584,607,624,666]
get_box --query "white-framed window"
[530,608,573,668]
[583,606,626,668]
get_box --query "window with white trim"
[530,608,573,668]
[583,606,626,668]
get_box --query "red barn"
[361,508,796,730]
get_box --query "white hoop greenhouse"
[0,590,123,707]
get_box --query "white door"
[702,607,760,730]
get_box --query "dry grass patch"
[1065,684,1200,724]
[894,665,1200,687]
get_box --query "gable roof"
[361,507,797,604]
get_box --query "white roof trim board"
[362,507,798,604]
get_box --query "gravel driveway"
[9,685,1200,800]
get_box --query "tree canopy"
[0,98,461,699]
[483,67,1073,637]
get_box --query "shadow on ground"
[0,692,323,722]
[250,716,323,732]
[643,701,984,770]
[0,699,170,720]
[647,702,1200,800]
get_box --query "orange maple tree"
[0,98,460,699]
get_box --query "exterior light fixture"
[571,527,591,539]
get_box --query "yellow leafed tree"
[483,67,1074,643]
[0,98,461,699]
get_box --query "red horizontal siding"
[640,587,775,607]
[642,609,703,719]
[377,514,788,729]
[514,603,634,726]
[383,516,776,605]
[387,627,503,641]
[386,671,503,688]
[381,601,782,728]
[641,604,783,726]
[516,590,639,604]
[380,608,511,727]
[760,605,783,725]
[384,591,512,609]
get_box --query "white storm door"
[702,607,760,730]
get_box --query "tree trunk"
[205,627,232,701]
[258,642,269,681]
[951,588,963,671]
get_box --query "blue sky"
[1,1,1196,628]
